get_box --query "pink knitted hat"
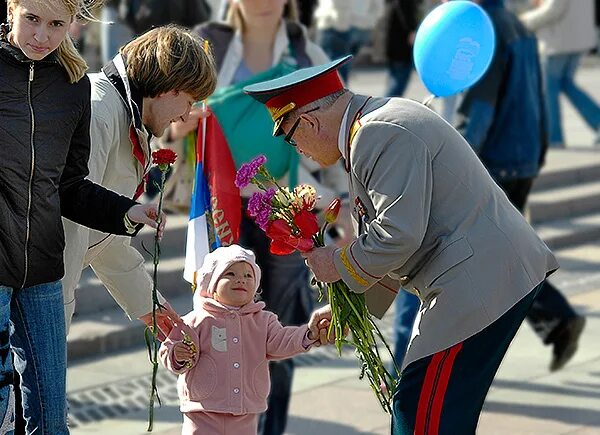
[195,245,262,298]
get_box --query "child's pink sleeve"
[159,314,201,374]
[265,313,315,360]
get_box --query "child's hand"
[307,318,334,346]
[173,338,196,368]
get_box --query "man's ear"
[301,112,320,133]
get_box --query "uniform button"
[232,337,239,343]
[233,362,240,369]
[233,388,240,394]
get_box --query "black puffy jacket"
[0,40,137,289]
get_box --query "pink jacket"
[159,297,312,415]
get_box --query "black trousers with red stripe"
[391,283,543,435]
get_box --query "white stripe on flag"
[183,214,210,283]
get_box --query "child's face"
[213,261,256,307]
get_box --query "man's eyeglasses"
[283,107,320,146]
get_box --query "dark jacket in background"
[383,0,422,62]
[0,40,137,290]
[458,0,548,181]
[120,0,211,34]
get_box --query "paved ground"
[66,60,600,434]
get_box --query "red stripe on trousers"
[428,342,463,434]
[414,342,463,435]
[415,351,445,434]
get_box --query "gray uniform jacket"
[332,95,559,369]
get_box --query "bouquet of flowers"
[235,155,399,412]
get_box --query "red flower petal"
[152,149,177,166]
[294,210,319,238]
[270,239,296,255]
[266,219,292,240]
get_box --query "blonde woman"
[0,1,165,432]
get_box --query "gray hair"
[294,89,347,116]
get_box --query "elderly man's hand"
[302,246,341,283]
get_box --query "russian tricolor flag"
[183,112,241,284]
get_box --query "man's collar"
[102,54,144,131]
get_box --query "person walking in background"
[0,0,165,431]
[521,0,600,147]
[164,1,349,434]
[159,245,328,435]
[313,0,384,82]
[383,0,421,97]
[457,0,586,372]
[245,55,558,434]
[61,25,216,334]
[100,0,134,64]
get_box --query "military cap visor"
[244,55,352,136]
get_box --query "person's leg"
[496,177,585,370]
[393,290,420,372]
[543,54,568,146]
[0,286,15,434]
[392,284,542,434]
[562,53,600,133]
[317,28,352,82]
[11,281,68,435]
[100,6,134,65]
[258,360,294,435]
[386,61,413,98]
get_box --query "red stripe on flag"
[415,351,445,435]
[428,342,463,435]
[197,114,241,245]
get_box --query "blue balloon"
[413,1,495,97]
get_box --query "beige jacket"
[333,96,559,369]
[62,55,157,329]
[520,0,597,56]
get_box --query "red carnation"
[152,149,177,168]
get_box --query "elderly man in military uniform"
[244,56,559,434]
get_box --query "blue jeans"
[393,290,420,372]
[0,281,68,434]
[543,53,600,145]
[317,27,370,82]
[386,61,413,97]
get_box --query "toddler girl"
[159,244,320,434]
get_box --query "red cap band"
[265,69,344,113]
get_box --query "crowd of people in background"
[1,0,600,434]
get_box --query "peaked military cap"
[244,55,352,136]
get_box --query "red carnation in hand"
[152,149,177,169]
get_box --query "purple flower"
[247,188,276,230]
[251,155,267,170]
[235,155,268,189]
[235,163,255,189]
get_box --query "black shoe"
[549,315,586,372]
